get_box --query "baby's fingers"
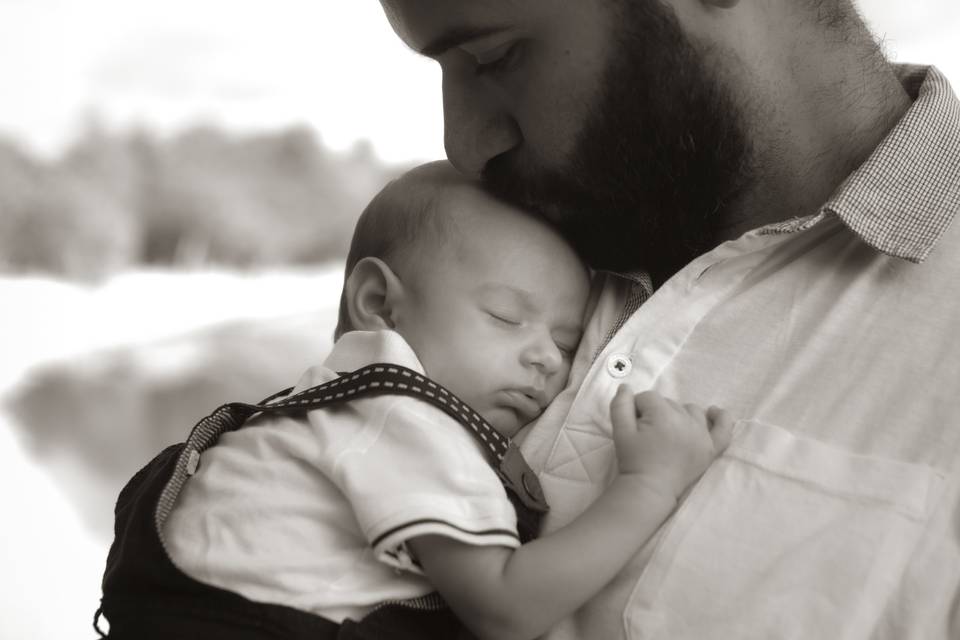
[632,390,674,423]
[610,385,638,434]
[706,406,736,452]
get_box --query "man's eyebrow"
[419,25,508,58]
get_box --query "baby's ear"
[344,257,405,333]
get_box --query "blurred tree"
[0,138,139,280]
[0,122,408,279]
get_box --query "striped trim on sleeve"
[372,518,521,574]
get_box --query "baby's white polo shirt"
[163,330,519,623]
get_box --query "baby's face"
[393,185,591,438]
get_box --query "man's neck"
[720,39,913,240]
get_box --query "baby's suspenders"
[96,364,550,640]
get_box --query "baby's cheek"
[548,367,573,401]
[430,357,471,394]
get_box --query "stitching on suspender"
[157,364,549,551]
[264,364,513,459]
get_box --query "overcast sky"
[0,0,957,164]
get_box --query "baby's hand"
[609,386,734,502]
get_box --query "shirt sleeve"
[318,396,520,574]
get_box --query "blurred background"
[0,1,956,638]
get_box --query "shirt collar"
[822,65,960,263]
[324,330,426,374]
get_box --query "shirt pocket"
[624,420,943,640]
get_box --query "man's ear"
[343,257,406,333]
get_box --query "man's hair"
[333,169,455,341]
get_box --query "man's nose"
[442,74,521,177]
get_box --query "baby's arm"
[408,387,734,640]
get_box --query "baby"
[97,161,731,640]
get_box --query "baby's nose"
[521,336,562,375]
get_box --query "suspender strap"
[207,364,549,540]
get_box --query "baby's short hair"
[333,162,459,340]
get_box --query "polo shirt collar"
[324,330,426,374]
[821,65,960,263]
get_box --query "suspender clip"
[498,444,549,514]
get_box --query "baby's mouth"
[499,389,545,422]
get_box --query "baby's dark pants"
[96,443,462,640]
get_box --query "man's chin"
[483,173,583,242]
[512,200,571,229]
[483,156,566,212]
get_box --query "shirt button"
[606,354,632,378]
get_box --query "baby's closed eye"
[486,310,521,326]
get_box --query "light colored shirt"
[522,66,960,639]
[163,330,518,623]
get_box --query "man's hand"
[610,386,734,502]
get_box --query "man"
[380,1,960,638]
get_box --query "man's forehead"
[380,0,519,55]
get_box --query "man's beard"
[482,2,755,284]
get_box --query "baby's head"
[336,161,590,438]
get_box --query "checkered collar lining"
[818,65,960,263]
[605,65,960,291]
